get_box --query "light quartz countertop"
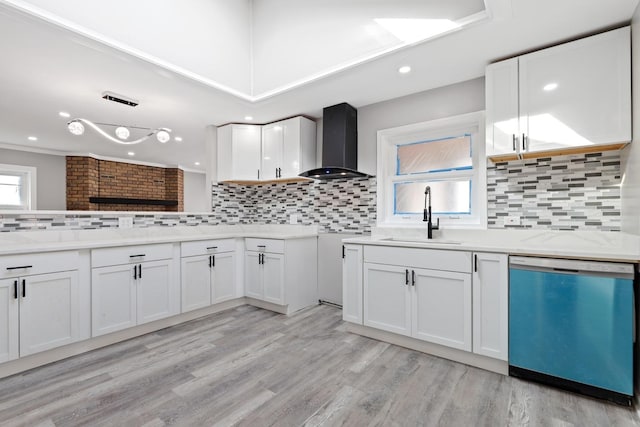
[0,224,319,256]
[343,227,640,263]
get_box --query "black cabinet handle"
[209,255,212,268]
[474,254,478,272]
[412,270,416,286]
[512,134,516,151]
[13,280,18,299]
[6,265,32,270]
[129,254,145,258]
[134,265,138,280]
[22,279,25,298]
[342,245,345,259]
[257,245,266,248]
[138,264,142,279]
[522,133,526,151]
[257,169,260,180]
[405,269,409,285]
[206,246,218,250]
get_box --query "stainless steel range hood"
[299,102,371,179]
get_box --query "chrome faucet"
[423,186,439,239]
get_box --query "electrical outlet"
[118,217,133,228]
[505,216,521,226]
[289,214,298,225]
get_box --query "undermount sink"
[380,237,462,245]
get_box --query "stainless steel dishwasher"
[509,256,635,405]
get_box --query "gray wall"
[621,6,640,235]
[184,171,208,212]
[357,77,485,176]
[0,148,66,210]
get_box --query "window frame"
[0,163,37,210]
[376,111,486,228]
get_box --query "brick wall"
[66,156,184,212]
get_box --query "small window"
[377,112,486,228]
[0,164,36,210]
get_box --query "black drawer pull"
[22,279,25,298]
[206,246,218,250]
[13,280,17,299]
[6,265,32,270]
[129,254,145,258]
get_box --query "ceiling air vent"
[101,91,138,107]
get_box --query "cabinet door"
[263,253,285,305]
[412,268,472,351]
[244,252,263,299]
[280,117,302,178]
[342,245,363,324]
[519,27,630,153]
[261,123,283,180]
[137,259,176,325]
[20,271,80,356]
[485,58,520,157]
[363,263,411,337]
[212,252,236,304]
[0,278,18,362]
[472,253,508,360]
[232,125,262,180]
[181,255,212,313]
[92,264,136,337]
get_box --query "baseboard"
[347,323,508,375]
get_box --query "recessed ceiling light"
[58,111,70,118]
[194,162,200,166]
[127,151,135,156]
[244,116,253,121]
[398,65,411,74]
[27,136,38,141]
[174,136,183,142]
[543,83,558,91]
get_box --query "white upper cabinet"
[217,124,262,181]
[218,117,316,182]
[486,26,631,158]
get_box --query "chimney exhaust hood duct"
[299,102,371,180]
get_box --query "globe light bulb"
[115,126,130,140]
[156,130,170,143]
[68,121,85,136]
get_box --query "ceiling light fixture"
[244,116,253,121]
[58,111,71,118]
[27,136,38,141]
[66,118,172,145]
[174,136,183,142]
[194,162,200,166]
[127,151,135,156]
[398,65,411,74]
[543,83,558,91]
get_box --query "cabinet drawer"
[0,251,79,278]
[181,239,235,257]
[245,238,285,254]
[92,243,173,268]
[364,246,471,273]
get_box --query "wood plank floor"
[0,304,638,426]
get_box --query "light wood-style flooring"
[0,304,638,426]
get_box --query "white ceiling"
[0,0,637,172]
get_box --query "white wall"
[184,171,208,212]
[0,148,66,210]
[357,77,485,175]
[621,8,640,235]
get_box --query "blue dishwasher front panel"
[509,268,634,396]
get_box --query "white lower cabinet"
[244,250,285,305]
[91,244,179,337]
[472,252,509,361]
[0,254,83,361]
[180,241,237,313]
[342,244,363,324]
[363,263,411,336]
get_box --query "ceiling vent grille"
[101,91,138,107]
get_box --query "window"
[0,164,36,210]
[377,111,486,227]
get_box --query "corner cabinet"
[217,124,262,181]
[486,26,631,158]
[91,244,180,337]
[472,252,508,361]
[217,116,316,182]
[180,239,238,313]
[0,251,88,361]
[244,237,318,314]
[342,244,363,324]
[363,246,473,352]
